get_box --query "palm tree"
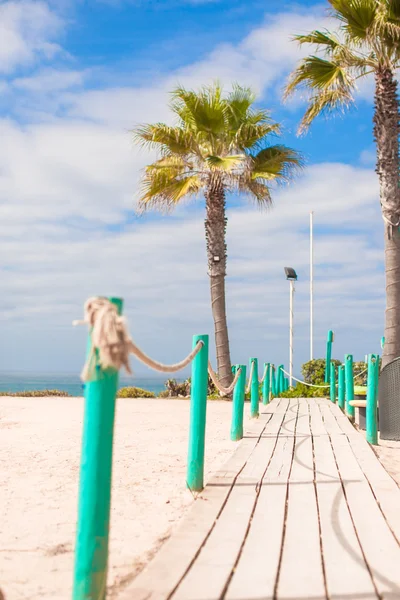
[284,0,400,367]
[133,83,302,385]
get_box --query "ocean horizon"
[0,372,185,396]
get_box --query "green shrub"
[302,359,341,385]
[117,387,155,398]
[278,382,328,398]
[0,389,72,397]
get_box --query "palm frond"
[133,124,199,156]
[298,88,354,133]
[233,122,281,151]
[250,145,304,181]
[284,56,355,98]
[329,0,377,41]
[237,177,273,206]
[139,164,202,209]
[205,154,244,171]
[226,84,256,126]
[171,83,227,135]
[373,0,400,40]
[294,29,341,50]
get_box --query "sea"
[0,372,180,396]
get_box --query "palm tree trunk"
[205,175,233,386]
[374,68,400,367]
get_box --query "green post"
[262,363,270,405]
[285,377,289,391]
[381,336,385,349]
[325,330,334,382]
[250,357,259,418]
[271,365,276,397]
[73,297,122,600]
[330,362,336,403]
[231,365,246,441]
[338,365,345,410]
[187,334,209,492]
[345,354,355,421]
[278,365,284,395]
[366,354,380,445]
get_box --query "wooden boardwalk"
[120,398,400,600]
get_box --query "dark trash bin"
[378,356,400,441]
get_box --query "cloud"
[0,2,385,377]
[12,68,85,92]
[0,1,63,74]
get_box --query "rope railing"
[281,369,330,389]
[71,299,380,600]
[259,364,268,384]
[208,361,241,397]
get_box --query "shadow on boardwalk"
[119,398,400,600]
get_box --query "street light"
[284,267,298,387]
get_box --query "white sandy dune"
[0,397,251,600]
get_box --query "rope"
[208,362,241,397]
[258,364,268,384]
[281,369,330,388]
[74,297,203,381]
[354,366,368,378]
[245,360,255,394]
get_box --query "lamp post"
[284,267,298,388]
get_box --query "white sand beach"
[0,396,251,600]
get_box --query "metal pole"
[310,211,314,361]
[289,280,294,387]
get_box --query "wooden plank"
[318,401,343,436]
[308,398,327,436]
[329,402,359,439]
[276,400,326,600]
[171,432,280,600]
[226,426,296,599]
[346,433,400,546]
[119,419,268,600]
[313,434,377,599]
[330,434,400,599]
[262,398,289,437]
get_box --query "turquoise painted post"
[231,365,246,441]
[345,354,355,421]
[276,365,283,395]
[73,297,122,600]
[250,357,259,418]
[187,334,209,492]
[381,336,385,349]
[325,330,334,382]
[330,362,336,403]
[285,377,289,391]
[366,354,380,445]
[262,363,271,405]
[271,365,276,397]
[338,365,345,410]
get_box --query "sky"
[0,0,384,379]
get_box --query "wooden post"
[330,362,336,403]
[278,365,284,395]
[262,363,271,405]
[366,354,379,445]
[325,330,334,382]
[187,334,209,492]
[271,365,276,397]
[73,297,122,600]
[231,365,246,441]
[338,365,345,410]
[345,354,355,421]
[250,357,259,418]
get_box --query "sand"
[0,396,252,600]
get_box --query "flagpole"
[310,211,314,361]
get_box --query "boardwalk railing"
[72,299,380,600]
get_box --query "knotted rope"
[208,362,241,397]
[245,360,255,394]
[74,297,203,381]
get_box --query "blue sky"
[0,0,384,378]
